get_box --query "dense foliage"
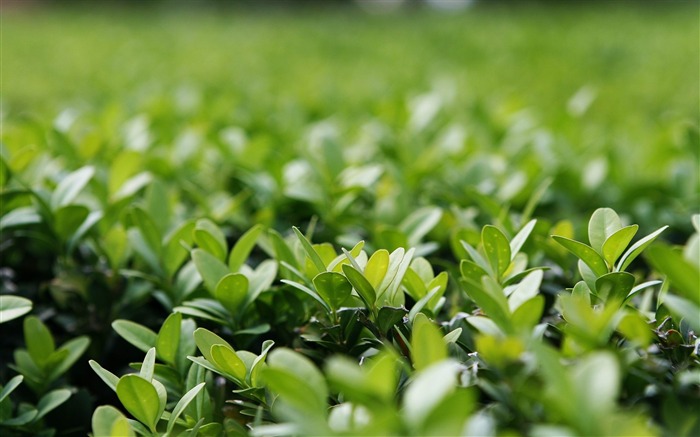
[1,3,698,437]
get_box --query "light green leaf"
[281,279,331,312]
[482,225,511,278]
[0,206,42,229]
[403,360,460,429]
[193,328,233,364]
[292,226,327,274]
[89,360,120,392]
[552,236,608,277]
[215,273,248,315]
[411,313,447,371]
[192,248,230,295]
[263,348,328,416]
[193,219,228,262]
[36,388,71,420]
[595,272,635,303]
[163,219,196,276]
[364,249,389,289]
[509,219,537,259]
[508,269,543,312]
[646,244,700,305]
[399,206,443,246]
[229,224,264,272]
[210,344,247,382]
[50,165,95,210]
[0,296,32,324]
[112,172,152,202]
[0,375,23,403]
[662,294,700,332]
[117,375,161,432]
[588,208,622,254]
[112,320,157,353]
[167,382,206,435]
[602,225,638,268]
[156,312,181,365]
[46,336,90,382]
[140,348,157,382]
[92,405,135,437]
[24,316,55,367]
[616,225,668,272]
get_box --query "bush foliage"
[1,3,699,437]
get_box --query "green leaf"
[482,225,511,278]
[507,269,543,312]
[0,375,23,403]
[263,348,328,416]
[163,219,196,276]
[403,360,460,429]
[588,208,622,254]
[193,328,233,364]
[112,320,157,353]
[35,388,71,420]
[129,206,162,258]
[616,225,668,271]
[46,336,90,382]
[140,348,157,382]
[511,295,545,330]
[156,312,181,365]
[269,229,299,278]
[662,294,700,332]
[552,236,608,277]
[281,279,331,312]
[399,206,443,246]
[364,249,390,289]
[602,225,638,268]
[193,218,228,262]
[167,382,206,435]
[408,286,441,323]
[192,249,230,295]
[92,405,135,437]
[376,306,406,336]
[229,224,264,272]
[595,272,635,303]
[117,375,161,432]
[24,316,55,367]
[411,313,447,371]
[50,165,95,210]
[0,296,32,324]
[313,271,352,311]
[89,360,120,393]
[460,260,489,288]
[292,226,327,274]
[646,244,700,305]
[0,206,42,229]
[509,219,537,259]
[249,339,275,387]
[215,273,248,315]
[210,344,247,382]
[53,204,89,241]
[341,264,376,309]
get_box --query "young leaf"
[482,225,511,278]
[292,226,326,274]
[341,264,376,309]
[215,273,249,315]
[508,269,543,312]
[210,344,247,382]
[50,165,95,210]
[0,296,32,324]
[166,382,206,435]
[616,225,668,272]
[156,312,181,366]
[364,249,390,289]
[35,389,71,420]
[602,225,638,268]
[411,313,447,371]
[229,224,264,272]
[588,208,622,254]
[552,236,608,277]
[117,375,161,432]
[140,348,157,382]
[193,328,233,364]
[0,375,23,403]
[509,219,537,259]
[313,271,352,311]
[191,248,230,295]
[92,405,135,437]
[24,316,55,367]
[193,219,228,262]
[46,336,90,382]
[89,360,120,393]
[112,320,157,353]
